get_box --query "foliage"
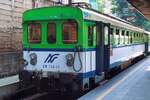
[111,0,150,31]
[97,0,105,12]
[94,0,150,31]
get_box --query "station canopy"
[128,0,150,20]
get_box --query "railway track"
[4,85,78,100]
[4,85,38,100]
[4,86,51,100]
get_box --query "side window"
[126,31,129,44]
[47,23,56,43]
[104,26,109,45]
[121,30,125,44]
[130,32,133,44]
[63,21,77,44]
[137,33,139,42]
[88,26,94,46]
[110,28,113,45]
[139,33,141,43]
[116,29,120,45]
[136,33,138,42]
[134,32,136,42]
[28,23,41,43]
[130,32,134,44]
[142,34,144,42]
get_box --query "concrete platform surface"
[79,56,150,100]
[0,75,19,87]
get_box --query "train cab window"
[63,21,77,44]
[28,23,41,43]
[47,23,56,43]
[88,26,94,46]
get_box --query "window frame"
[88,25,95,46]
[104,26,109,45]
[47,22,56,44]
[116,29,120,45]
[126,31,129,44]
[28,22,42,44]
[110,28,114,45]
[62,21,78,44]
[121,30,125,44]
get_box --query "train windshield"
[28,23,41,43]
[62,21,77,44]
[47,23,56,43]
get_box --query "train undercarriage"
[18,53,147,97]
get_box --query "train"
[20,4,150,94]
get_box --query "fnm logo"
[44,54,60,63]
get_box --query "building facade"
[0,0,32,52]
[0,0,59,52]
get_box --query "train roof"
[80,7,144,33]
[23,6,83,21]
[23,6,148,34]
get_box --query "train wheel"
[89,77,96,90]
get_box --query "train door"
[96,22,110,77]
[104,23,110,76]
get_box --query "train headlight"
[66,54,74,67]
[30,53,37,65]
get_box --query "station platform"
[0,75,19,99]
[79,56,150,100]
[0,75,19,87]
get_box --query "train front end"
[21,6,91,93]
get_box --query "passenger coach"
[20,5,150,93]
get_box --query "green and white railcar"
[21,6,150,92]
[145,31,150,53]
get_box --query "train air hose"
[73,46,83,72]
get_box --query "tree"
[111,0,150,31]
[97,0,105,12]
